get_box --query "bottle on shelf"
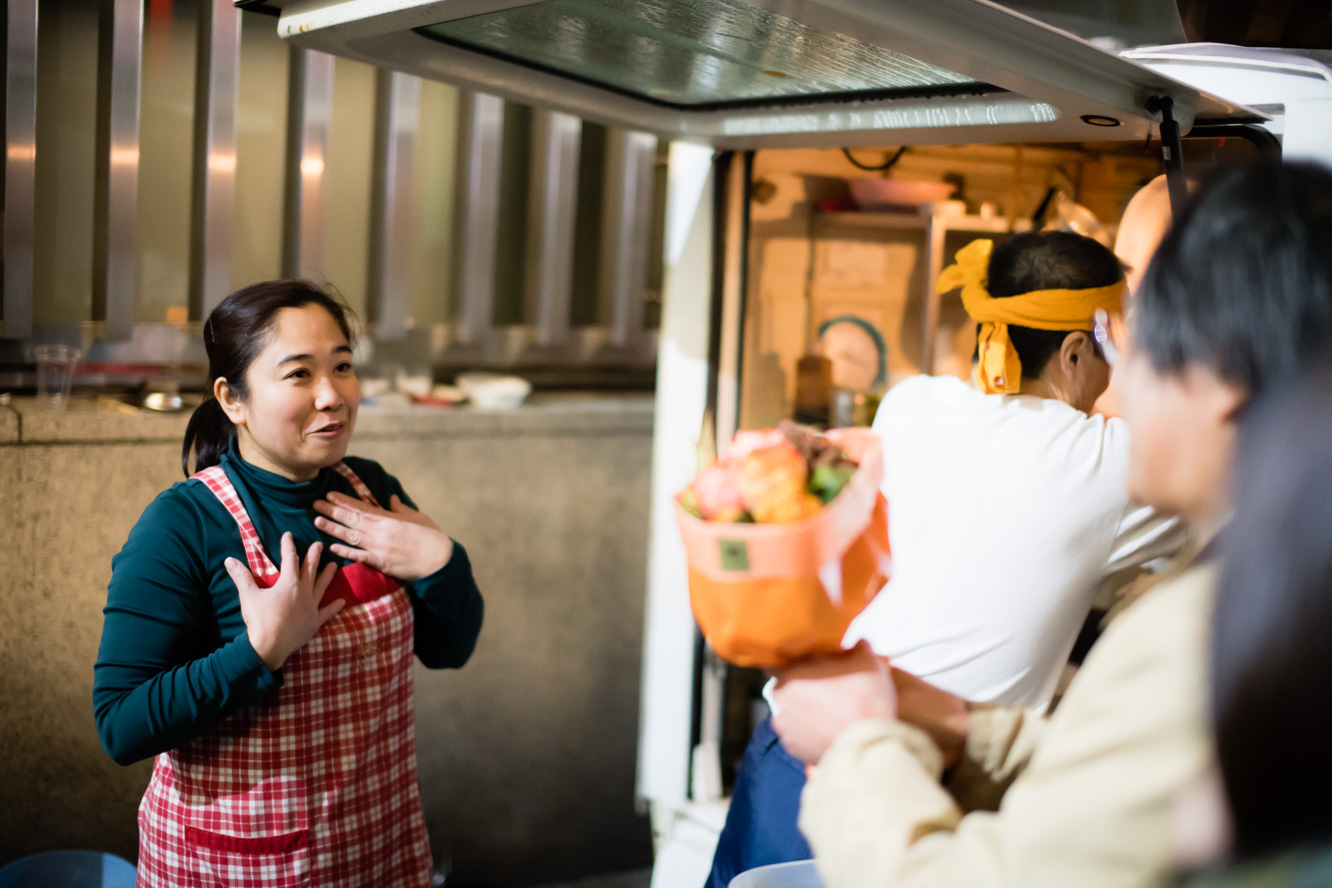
[793,348,832,428]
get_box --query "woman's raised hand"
[312,492,454,582]
[226,533,343,672]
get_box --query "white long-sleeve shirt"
[845,375,1185,710]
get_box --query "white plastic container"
[456,373,532,410]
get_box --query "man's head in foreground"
[1116,160,1332,526]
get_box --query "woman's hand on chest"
[227,534,344,672]
[312,491,454,582]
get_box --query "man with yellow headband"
[949,235,1123,397]
[847,230,1181,710]
[708,231,1185,888]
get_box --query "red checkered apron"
[135,462,433,888]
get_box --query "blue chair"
[0,850,136,888]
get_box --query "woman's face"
[218,304,360,481]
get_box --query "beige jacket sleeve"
[946,704,1049,812]
[799,564,1216,888]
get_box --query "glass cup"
[32,344,82,411]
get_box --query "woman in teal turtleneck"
[94,281,482,887]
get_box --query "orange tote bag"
[676,429,891,668]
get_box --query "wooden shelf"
[815,211,1026,234]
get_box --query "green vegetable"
[808,464,856,504]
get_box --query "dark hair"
[982,231,1124,378]
[181,280,356,477]
[1212,359,1332,859]
[1136,161,1332,400]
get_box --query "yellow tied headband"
[938,239,1126,395]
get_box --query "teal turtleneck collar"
[218,439,341,510]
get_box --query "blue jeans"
[705,716,811,888]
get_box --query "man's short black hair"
[1137,161,1332,399]
[977,231,1124,379]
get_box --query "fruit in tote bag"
[679,421,857,524]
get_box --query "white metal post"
[637,142,717,814]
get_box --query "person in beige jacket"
[770,161,1332,888]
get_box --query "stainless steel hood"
[256,0,1264,147]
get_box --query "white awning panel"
[258,0,1264,148]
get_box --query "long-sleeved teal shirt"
[93,444,483,766]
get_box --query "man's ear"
[215,377,247,427]
[1187,367,1246,426]
[1061,330,1091,369]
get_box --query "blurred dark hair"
[1212,357,1332,860]
[983,230,1124,378]
[181,280,355,477]
[1136,161,1332,400]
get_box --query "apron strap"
[191,461,379,581]
[192,466,279,581]
[330,461,381,508]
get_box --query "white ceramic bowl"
[456,373,532,410]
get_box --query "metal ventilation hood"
[255,0,1264,148]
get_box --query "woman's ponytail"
[181,397,233,477]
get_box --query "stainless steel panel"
[93,0,144,342]
[190,0,241,318]
[600,129,657,350]
[0,320,654,372]
[282,48,334,279]
[525,109,581,348]
[421,0,975,107]
[4,0,39,338]
[451,91,504,348]
[367,69,420,342]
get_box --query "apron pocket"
[186,826,311,888]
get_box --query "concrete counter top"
[0,393,654,445]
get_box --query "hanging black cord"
[1145,96,1189,218]
[841,146,907,172]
